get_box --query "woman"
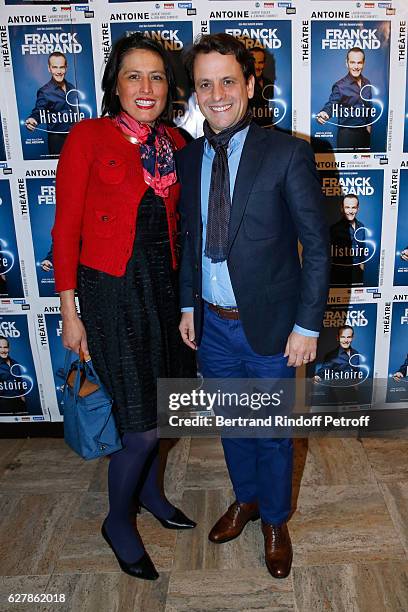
[52,33,196,581]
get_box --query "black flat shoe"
[101,522,159,580]
[139,504,197,530]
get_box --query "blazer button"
[109,160,116,166]
[195,293,199,299]
[102,215,109,222]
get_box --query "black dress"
[78,188,195,433]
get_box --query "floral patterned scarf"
[114,112,177,198]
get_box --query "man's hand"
[316,111,329,125]
[41,259,53,272]
[400,249,408,262]
[284,331,317,368]
[179,311,197,350]
[25,118,38,132]
[313,375,321,383]
[393,371,404,382]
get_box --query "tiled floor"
[0,435,407,612]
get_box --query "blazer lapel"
[187,138,204,261]
[228,123,269,253]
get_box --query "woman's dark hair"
[183,33,255,88]
[101,32,177,121]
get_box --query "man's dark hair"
[48,52,67,66]
[183,33,255,88]
[346,47,365,62]
[101,32,177,121]
[338,325,354,337]
[0,335,9,348]
[250,47,267,60]
[342,194,360,208]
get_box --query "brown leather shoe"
[261,521,293,579]
[208,501,259,543]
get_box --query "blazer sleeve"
[51,121,92,292]
[283,138,330,332]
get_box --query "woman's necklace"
[121,132,139,145]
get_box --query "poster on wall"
[320,169,383,288]
[0,313,43,419]
[44,313,69,415]
[308,303,377,409]
[386,301,408,404]
[110,19,193,131]
[26,177,56,298]
[209,19,292,131]
[8,22,97,160]
[311,20,390,154]
[394,169,408,285]
[0,179,24,299]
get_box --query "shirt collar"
[204,124,250,156]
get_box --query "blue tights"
[104,429,174,562]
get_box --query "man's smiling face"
[193,51,254,133]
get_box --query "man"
[314,326,360,383]
[249,47,275,128]
[314,326,361,405]
[0,336,26,414]
[330,194,366,286]
[316,47,372,152]
[25,52,77,156]
[178,34,330,579]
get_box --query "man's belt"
[206,302,240,320]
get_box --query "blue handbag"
[62,351,122,460]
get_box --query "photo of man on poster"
[0,336,26,415]
[25,52,77,156]
[315,47,372,152]
[314,325,362,405]
[249,47,276,128]
[330,194,366,286]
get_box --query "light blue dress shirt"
[182,127,318,338]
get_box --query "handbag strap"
[64,349,73,378]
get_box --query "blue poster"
[45,313,74,414]
[308,303,377,408]
[386,302,408,404]
[27,178,56,297]
[0,180,23,298]
[0,314,42,417]
[8,23,97,160]
[320,169,383,288]
[311,21,390,153]
[209,20,292,132]
[0,113,6,162]
[394,169,408,286]
[110,21,193,126]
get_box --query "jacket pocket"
[265,277,300,303]
[96,156,127,185]
[94,209,117,238]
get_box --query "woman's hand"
[62,315,90,358]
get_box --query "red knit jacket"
[52,117,185,292]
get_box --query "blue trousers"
[198,303,295,525]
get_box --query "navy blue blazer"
[177,122,330,355]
